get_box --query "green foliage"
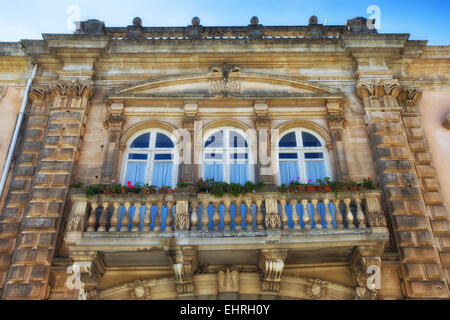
[70,182,84,189]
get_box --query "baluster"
[355,198,367,228]
[131,202,141,232]
[201,200,210,231]
[165,201,174,231]
[334,199,344,229]
[120,202,131,232]
[234,200,243,230]
[290,199,300,230]
[244,199,254,230]
[154,201,163,232]
[280,199,289,230]
[109,202,121,232]
[312,199,322,229]
[323,198,333,229]
[255,199,264,230]
[212,201,221,231]
[223,199,232,231]
[87,202,98,232]
[301,199,311,230]
[190,201,198,231]
[344,198,355,229]
[143,201,152,232]
[97,202,109,232]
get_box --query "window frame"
[275,128,332,185]
[120,129,179,187]
[201,127,254,183]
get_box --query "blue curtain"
[152,163,173,187]
[230,163,248,184]
[125,162,146,185]
[305,161,326,183]
[204,163,223,181]
[280,162,300,184]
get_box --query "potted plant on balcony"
[306,179,315,192]
[278,184,287,193]
[196,178,208,194]
[362,177,375,190]
[111,180,122,194]
[322,177,332,192]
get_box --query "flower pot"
[296,186,306,192]
[323,186,331,192]
[141,188,148,195]
[351,186,358,191]
[148,189,156,194]
[306,186,315,192]
[121,188,127,194]
[167,189,175,194]
[104,189,112,194]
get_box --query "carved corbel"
[349,246,383,300]
[69,251,105,300]
[168,246,198,295]
[258,249,288,293]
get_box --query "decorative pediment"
[107,68,344,101]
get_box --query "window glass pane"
[152,163,173,187]
[230,163,248,184]
[155,133,174,148]
[279,132,297,147]
[155,154,173,160]
[229,131,248,148]
[131,133,150,148]
[230,153,248,160]
[306,161,327,183]
[302,132,322,147]
[279,162,300,185]
[205,131,224,148]
[279,153,298,159]
[205,153,223,160]
[129,154,148,160]
[204,163,223,181]
[305,153,324,159]
[125,162,146,185]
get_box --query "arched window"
[122,130,177,187]
[277,129,331,185]
[202,128,252,184]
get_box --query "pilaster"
[358,80,450,298]
[1,81,94,299]
[101,103,125,184]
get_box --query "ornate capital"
[168,246,198,295]
[258,249,288,293]
[254,116,271,129]
[356,79,402,110]
[397,88,423,108]
[51,81,94,99]
[182,115,198,131]
[104,115,125,130]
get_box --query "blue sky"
[0,0,449,44]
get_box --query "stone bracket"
[258,248,288,293]
[70,251,105,300]
[349,246,383,300]
[167,246,198,296]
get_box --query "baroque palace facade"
[0,15,449,300]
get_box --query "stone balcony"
[65,189,389,266]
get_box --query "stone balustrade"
[67,189,386,235]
